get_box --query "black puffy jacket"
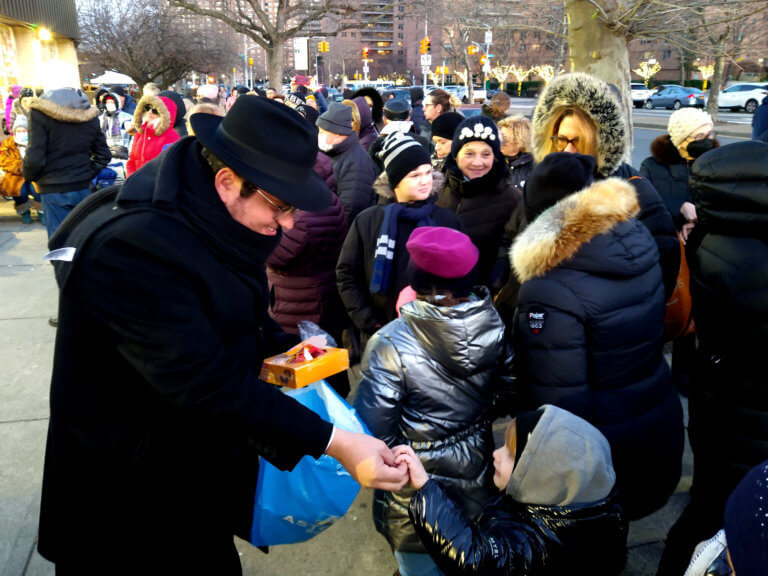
[510,178,683,520]
[410,480,627,576]
[324,131,377,223]
[687,141,768,499]
[639,135,693,229]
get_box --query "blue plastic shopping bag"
[249,380,368,546]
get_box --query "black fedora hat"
[190,95,330,211]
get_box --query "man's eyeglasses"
[551,135,580,150]
[245,182,297,215]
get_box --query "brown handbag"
[664,232,695,341]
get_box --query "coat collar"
[510,177,640,282]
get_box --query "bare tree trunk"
[678,48,686,86]
[706,54,725,123]
[268,43,284,88]
[566,0,632,152]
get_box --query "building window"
[398,50,404,55]
[398,5,404,10]
[342,32,347,37]
[663,50,672,59]
[351,32,356,37]
[398,33,403,39]
[398,24,403,30]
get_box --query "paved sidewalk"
[0,194,693,576]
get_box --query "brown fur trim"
[373,169,445,201]
[650,134,685,166]
[133,94,172,136]
[510,178,640,282]
[26,97,100,123]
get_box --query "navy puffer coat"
[510,177,683,520]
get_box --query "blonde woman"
[497,114,533,192]
[531,72,679,301]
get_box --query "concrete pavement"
[0,144,698,575]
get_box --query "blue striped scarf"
[369,199,436,295]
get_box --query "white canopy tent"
[89,71,137,85]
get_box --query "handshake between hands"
[324,429,429,492]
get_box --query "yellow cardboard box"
[260,345,349,389]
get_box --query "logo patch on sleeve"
[527,308,546,334]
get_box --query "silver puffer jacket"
[354,287,511,552]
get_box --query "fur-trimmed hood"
[532,73,627,178]
[511,178,647,282]
[372,168,445,201]
[27,91,100,124]
[133,94,175,136]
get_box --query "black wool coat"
[38,139,333,573]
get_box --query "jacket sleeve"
[72,226,333,471]
[409,480,545,576]
[625,169,680,301]
[515,278,592,418]
[353,331,405,447]
[22,110,47,182]
[90,124,111,177]
[336,215,380,334]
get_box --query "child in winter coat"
[126,94,180,176]
[395,404,628,576]
[354,225,516,576]
[0,116,42,224]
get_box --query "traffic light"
[362,46,369,59]
[426,36,431,53]
[480,54,487,64]
[420,37,431,55]
[318,41,329,52]
[248,57,253,67]
[467,45,477,55]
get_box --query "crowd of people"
[3,72,766,576]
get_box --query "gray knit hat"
[316,101,354,135]
[12,115,27,132]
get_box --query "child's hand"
[393,445,429,489]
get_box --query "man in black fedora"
[38,95,408,575]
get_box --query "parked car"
[631,83,652,108]
[714,83,768,113]
[382,88,412,104]
[644,85,705,109]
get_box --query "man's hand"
[326,429,408,491]
[393,445,429,490]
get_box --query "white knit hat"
[668,108,713,148]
